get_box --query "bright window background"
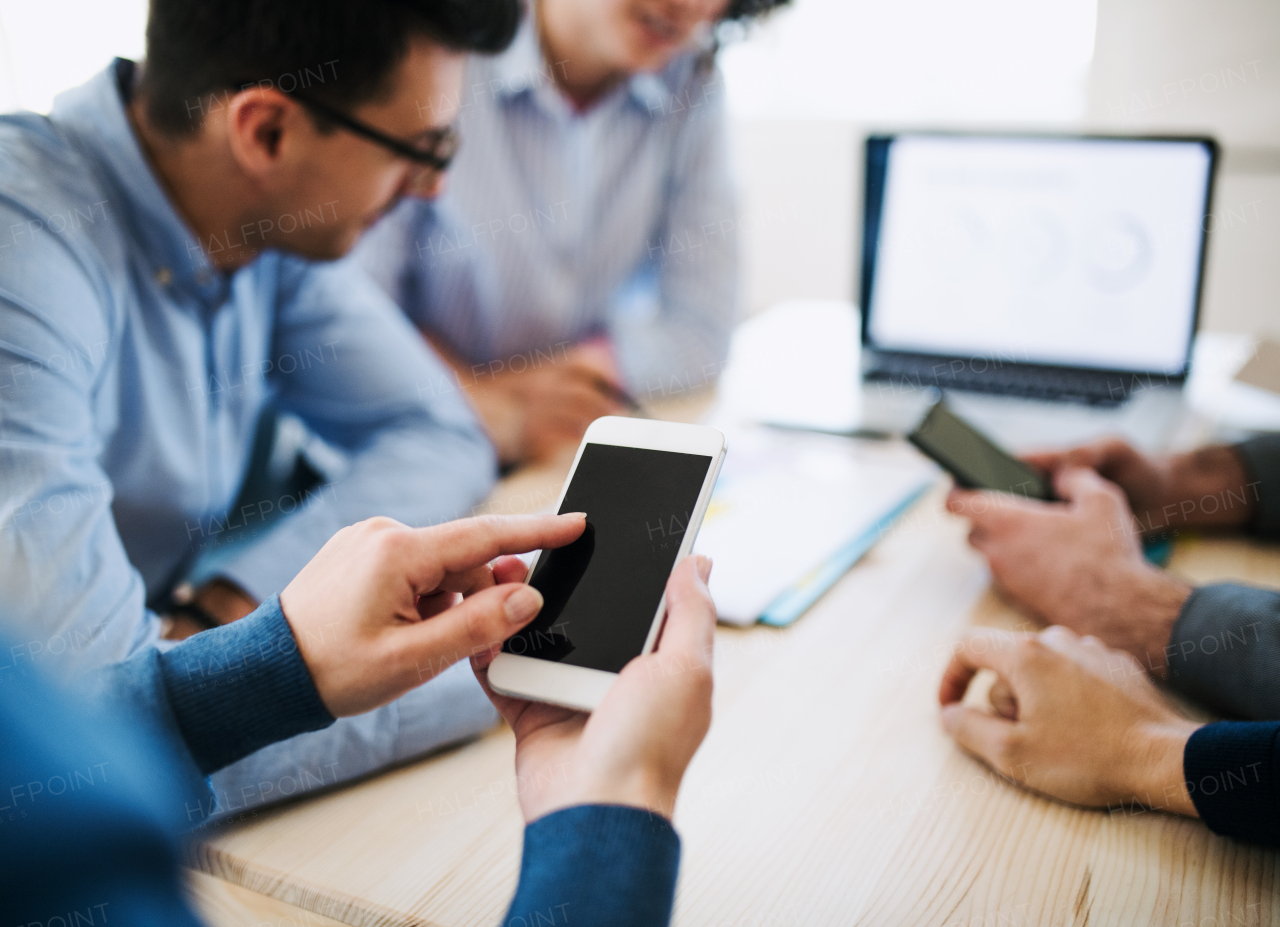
[0,0,147,113]
[0,0,1102,321]
[4,0,1097,122]
[720,0,1097,124]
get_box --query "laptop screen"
[861,134,1215,377]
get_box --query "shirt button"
[154,267,172,286]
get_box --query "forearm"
[216,425,496,601]
[504,805,681,927]
[1120,720,1200,817]
[1109,568,1193,678]
[1165,583,1280,719]
[1183,721,1280,846]
[609,308,733,403]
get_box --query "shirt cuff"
[503,805,681,927]
[1184,721,1280,847]
[1234,435,1280,539]
[1166,583,1280,719]
[158,596,334,775]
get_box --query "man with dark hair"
[0,0,522,816]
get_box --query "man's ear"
[224,88,308,181]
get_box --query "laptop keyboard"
[865,354,1129,406]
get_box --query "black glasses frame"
[293,94,459,172]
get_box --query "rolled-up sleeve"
[215,259,498,601]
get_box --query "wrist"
[1120,719,1201,817]
[575,767,680,821]
[1122,568,1193,678]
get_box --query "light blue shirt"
[357,12,738,399]
[0,61,500,815]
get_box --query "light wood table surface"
[188,429,1280,927]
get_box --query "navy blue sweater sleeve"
[154,595,334,773]
[1184,721,1280,847]
[503,805,682,927]
[94,595,335,827]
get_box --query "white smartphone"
[488,416,726,712]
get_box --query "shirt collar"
[49,59,223,300]
[489,8,674,118]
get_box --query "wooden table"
[188,448,1280,927]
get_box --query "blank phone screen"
[911,402,1053,499]
[504,443,713,674]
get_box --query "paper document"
[694,427,937,626]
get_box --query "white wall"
[0,0,147,113]
[1083,0,1280,339]
[722,0,1280,338]
[718,0,1099,319]
[2,0,1272,338]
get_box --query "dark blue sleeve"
[93,596,334,826]
[1184,721,1280,847]
[1166,583,1280,720]
[154,595,334,774]
[503,805,681,927]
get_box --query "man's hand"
[278,513,587,717]
[947,467,1192,675]
[1024,438,1257,534]
[471,554,716,823]
[470,361,625,464]
[427,333,628,465]
[939,626,1200,814]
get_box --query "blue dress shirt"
[356,10,738,399]
[0,60,499,816]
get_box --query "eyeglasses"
[294,94,460,172]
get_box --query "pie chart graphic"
[1084,213,1152,292]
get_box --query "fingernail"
[562,511,588,519]
[504,586,543,624]
[695,554,713,582]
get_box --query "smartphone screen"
[503,443,714,674]
[909,401,1054,500]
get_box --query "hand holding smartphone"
[488,416,726,711]
[908,399,1054,500]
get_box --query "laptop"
[858,132,1218,451]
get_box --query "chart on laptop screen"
[866,135,1213,374]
